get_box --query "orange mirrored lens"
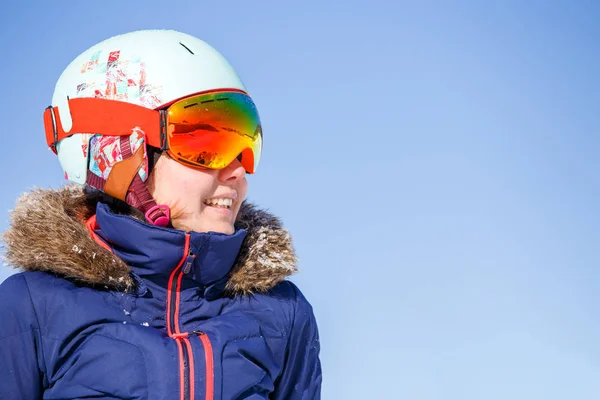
[166,91,262,173]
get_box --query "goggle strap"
[43,98,161,153]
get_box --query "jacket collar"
[2,185,298,295]
[94,202,247,291]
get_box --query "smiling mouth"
[203,198,233,209]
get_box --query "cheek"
[175,179,205,203]
[236,176,248,201]
[154,176,193,204]
[236,179,249,212]
[164,177,187,196]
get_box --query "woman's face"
[148,154,248,234]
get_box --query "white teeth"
[204,198,233,209]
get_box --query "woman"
[0,29,321,399]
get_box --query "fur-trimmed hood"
[2,185,297,295]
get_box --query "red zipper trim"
[166,234,215,400]
[166,234,191,336]
[199,333,214,400]
[175,338,185,400]
[167,234,192,400]
[174,261,186,333]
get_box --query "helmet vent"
[179,42,195,55]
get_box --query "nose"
[218,157,246,183]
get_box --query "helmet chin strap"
[86,136,171,227]
[126,174,171,227]
[124,145,171,227]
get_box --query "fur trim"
[2,186,298,294]
[228,203,298,295]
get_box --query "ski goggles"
[44,89,262,173]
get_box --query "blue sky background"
[1,1,599,398]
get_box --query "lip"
[204,204,234,217]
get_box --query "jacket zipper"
[167,234,214,400]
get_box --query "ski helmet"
[44,29,258,226]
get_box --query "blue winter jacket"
[0,187,321,399]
